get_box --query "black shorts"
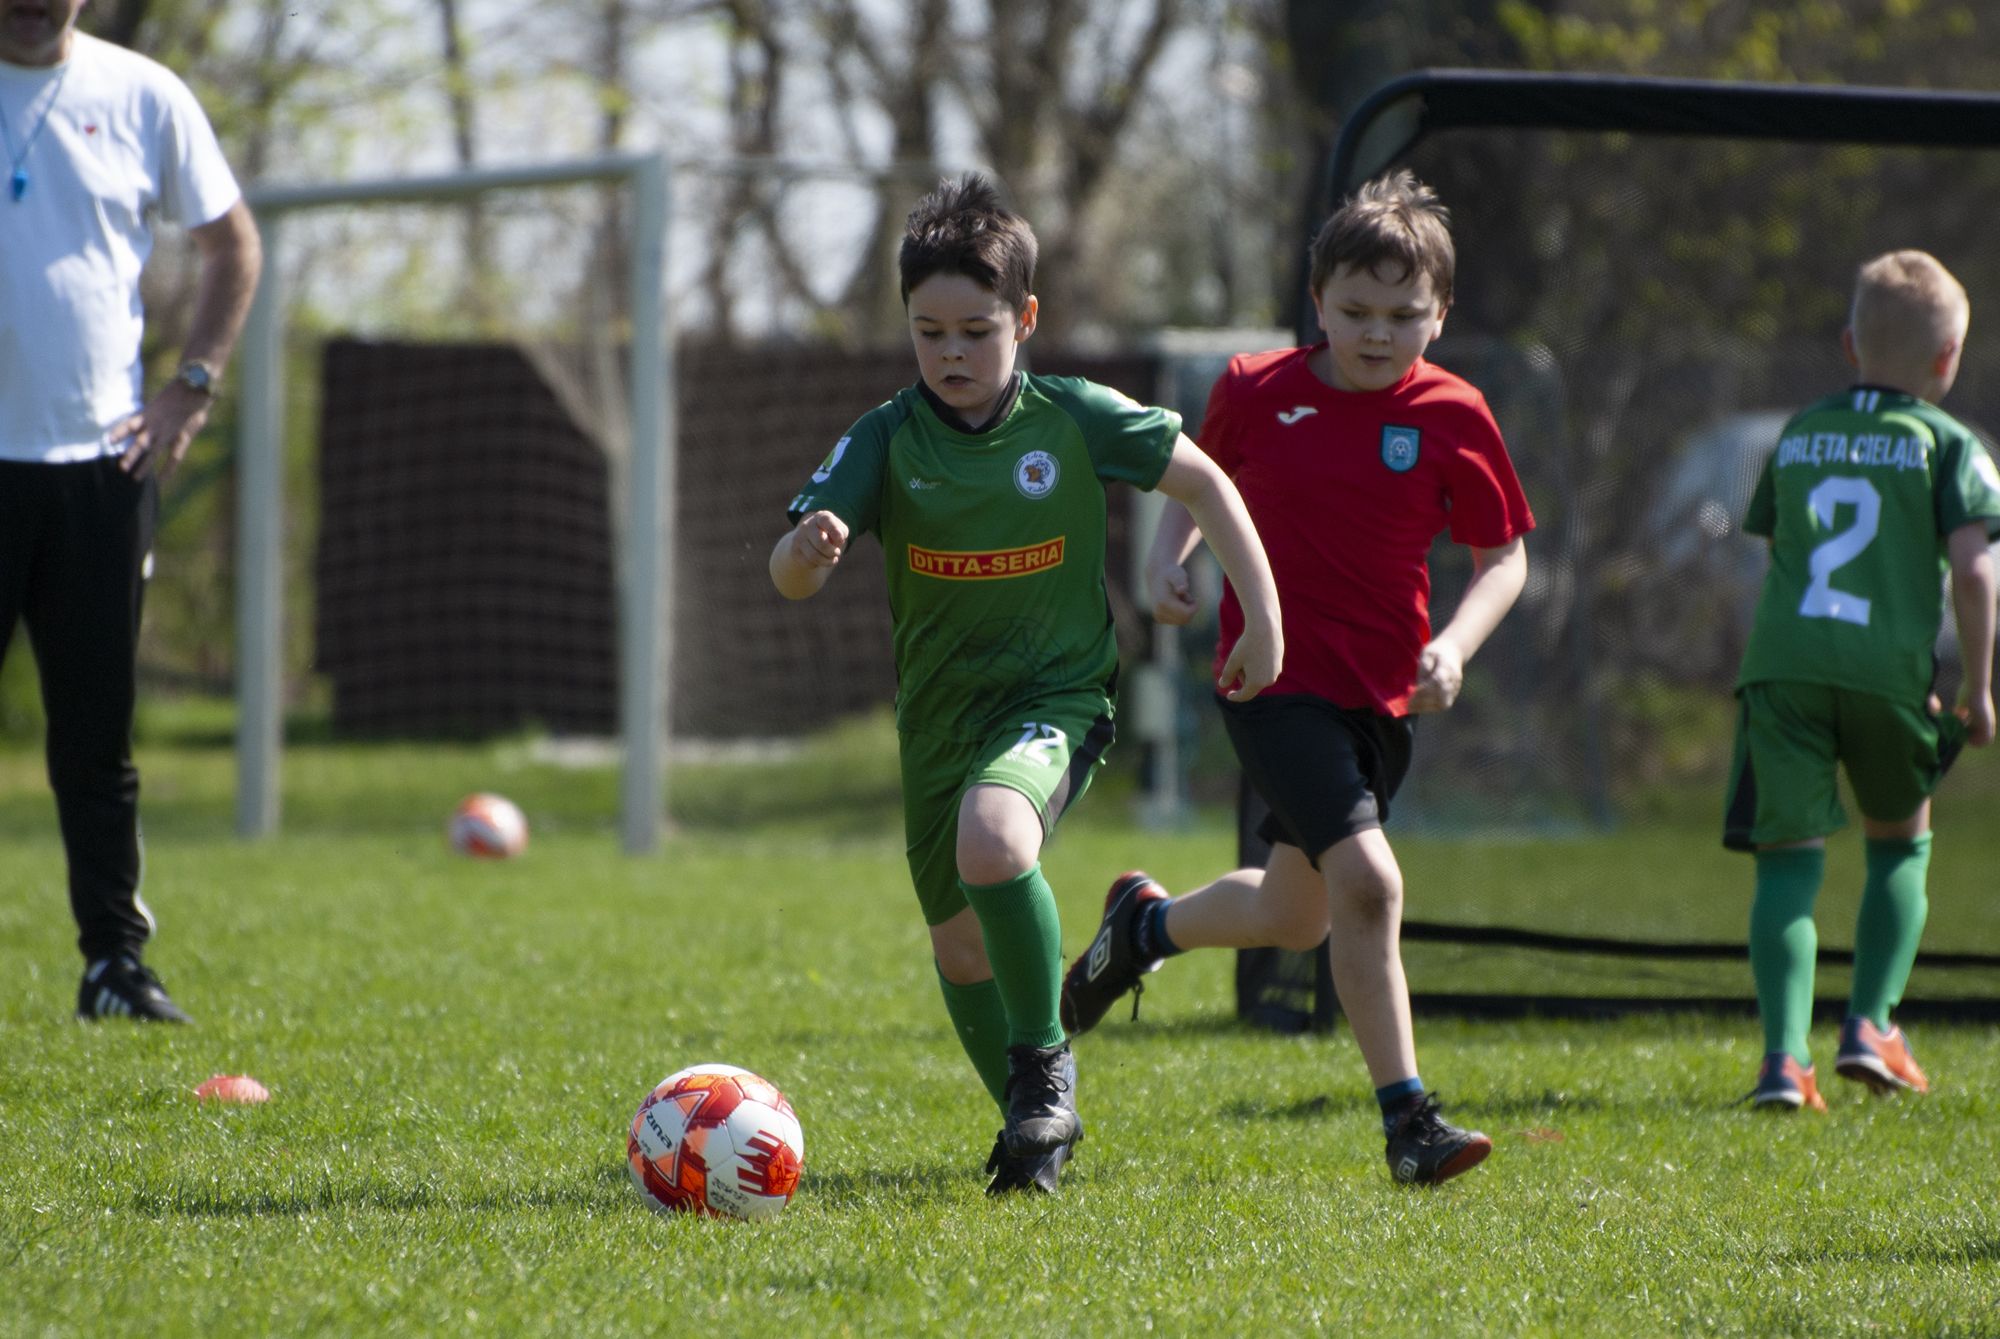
[1216,693,1415,866]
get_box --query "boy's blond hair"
[1308,169,1455,306]
[1850,250,1968,370]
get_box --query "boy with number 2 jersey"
[1732,250,2000,1112]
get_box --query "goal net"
[1235,72,2000,1024]
[219,158,921,845]
[212,157,1166,848]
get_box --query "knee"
[1330,865,1402,928]
[954,793,1040,887]
[1253,854,1330,949]
[956,839,1031,887]
[1271,908,1333,953]
[45,742,134,796]
[1263,882,1331,950]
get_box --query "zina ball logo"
[1014,450,1059,499]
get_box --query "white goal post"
[235,153,675,854]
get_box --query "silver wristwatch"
[174,360,218,397]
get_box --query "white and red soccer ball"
[448,792,528,858]
[627,1063,804,1221]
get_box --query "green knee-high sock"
[1750,847,1826,1065]
[1849,833,1933,1030]
[936,969,1011,1110]
[960,865,1066,1050]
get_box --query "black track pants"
[0,457,158,962]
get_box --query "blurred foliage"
[1496,0,1983,83]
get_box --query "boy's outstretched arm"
[1151,435,1282,700]
[1947,521,1997,746]
[1410,536,1528,714]
[770,509,849,600]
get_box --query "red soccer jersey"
[1200,346,1534,715]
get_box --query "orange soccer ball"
[627,1064,805,1221]
[448,792,528,858]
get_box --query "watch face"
[179,363,213,393]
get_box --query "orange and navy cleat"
[1384,1092,1491,1184]
[1060,870,1170,1035]
[1835,1017,1931,1095]
[1750,1053,1828,1111]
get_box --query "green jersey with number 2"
[1737,387,2000,701]
[788,373,1178,742]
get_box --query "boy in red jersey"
[1062,170,1533,1184]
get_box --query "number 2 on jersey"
[1797,475,1880,627]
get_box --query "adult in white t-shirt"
[0,0,261,1023]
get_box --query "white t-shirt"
[0,32,242,462]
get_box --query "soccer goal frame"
[235,154,675,854]
[1233,69,2000,1027]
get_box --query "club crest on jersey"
[811,437,850,484]
[1015,450,1060,498]
[1380,425,1420,473]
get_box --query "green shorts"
[1723,680,1966,851]
[900,691,1116,926]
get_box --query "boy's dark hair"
[899,172,1038,314]
[1308,169,1454,307]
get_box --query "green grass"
[3,705,1999,1336]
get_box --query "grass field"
[3,706,1999,1336]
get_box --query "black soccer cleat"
[1384,1092,1490,1185]
[1001,1042,1082,1158]
[984,1132,1024,1195]
[76,955,191,1023]
[983,1127,1080,1195]
[1060,870,1169,1035]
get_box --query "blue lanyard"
[0,61,71,202]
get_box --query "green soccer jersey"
[1737,387,2000,701]
[788,373,1179,741]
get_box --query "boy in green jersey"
[1728,250,2000,1111]
[771,174,1283,1192]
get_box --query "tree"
[676,0,1226,343]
